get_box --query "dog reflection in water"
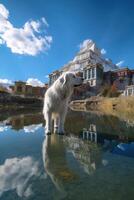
[42,133,77,198]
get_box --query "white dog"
[43,72,83,134]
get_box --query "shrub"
[101,84,120,97]
[108,83,120,97]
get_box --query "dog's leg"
[54,117,59,133]
[58,110,67,134]
[45,111,52,135]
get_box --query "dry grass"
[99,96,134,122]
[70,96,134,122]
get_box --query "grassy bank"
[98,96,134,122]
[0,92,43,111]
[70,96,134,123]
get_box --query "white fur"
[43,72,82,134]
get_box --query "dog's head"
[60,72,83,87]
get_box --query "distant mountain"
[60,40,119,73]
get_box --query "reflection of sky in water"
[0,111,133,200]
[24,124,43,133]
[0,157,39,198]
[112,142,134,157]
[0,126,9,132]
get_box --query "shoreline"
[0,92,134,123]
[0,93,43,111]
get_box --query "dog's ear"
[60,73,68,86]
[59,77,64,84]
[63,73,69,86]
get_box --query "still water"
[0,110,134,200]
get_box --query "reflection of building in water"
[81,123,134,158]
[126,119,134,127]
[82,123,131,145]
[82,124,97,143]
[8,114,44,131]
[11,115,24,130]
[64,135,102,175]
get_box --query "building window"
[92,68,95,78]
[86,70,88,79]
[88,69,90,79]
[83,70,87,79]
[128,89,132,96]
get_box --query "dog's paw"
[45,131,51,135]
[57,129,65,135]
[45,128,51,135]
[58,132,65,135]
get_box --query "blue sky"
[0,0,134,85]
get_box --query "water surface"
[0,110,134,200]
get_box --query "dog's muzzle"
[74,84,82,87]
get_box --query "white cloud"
[0,79,13,92]
[24,124,42,133]
[26,78,44,87]
[0,79,13,86]
[45,75,49,78]
[0,4,9,19]
[101,48,106,55]
[0,4,52,56]
[42,17,49,27]
[116,60,124,67]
